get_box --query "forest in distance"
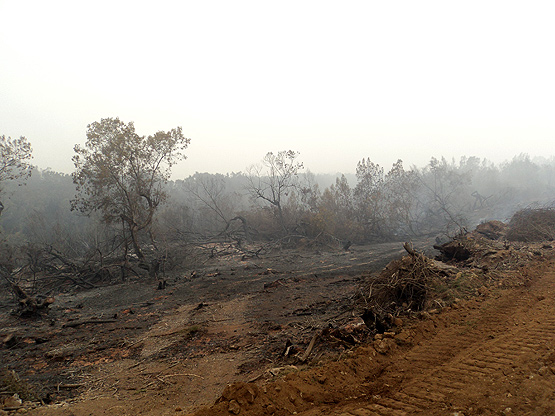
[1,118,555,287]
[1,152,554,255]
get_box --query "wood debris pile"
[358,243,456,333]
[360,213,555,334]
[506,208,555,242]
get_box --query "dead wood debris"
[62,319,118,328]
[506,208,555,242]
[358,242,451,332]
[359,217,555,335]
[298,331,319,363]
[10,283,54,318]
[0,370,37,403]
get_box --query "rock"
[383,332,395,339]
[475,220,507,240]
[393,317,403,327]
[228,400,241,415]
[373,338,394,354]
[419,311,432,320]
[3,334,18,349]
[268,365,298,377]
[244,385,257,404]
[374,333,383,340]
[2,394,22,408]
[220,382,258,407]
[538,366,550,376]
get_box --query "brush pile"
[506,208,555,242]
[359,242,456,332]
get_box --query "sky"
[1,1,555,178]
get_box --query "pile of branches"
[506,208,555,242]
[359,243,453,332]
[0,265,54,317]
[0,244,170,318]
[10,283,54,317]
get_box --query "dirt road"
[318,269,555,415]
[194,256,555,416]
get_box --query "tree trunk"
[129,224,144,260]
[276,203,287,234]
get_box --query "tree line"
[1,118,555,285]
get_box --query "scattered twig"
[159,373,204,380]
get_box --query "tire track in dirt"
[322,268,555,416]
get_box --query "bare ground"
[3,237,555,415]
[0,240,416,415]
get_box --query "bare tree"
[246,150,303,233]
[184,174,232,234]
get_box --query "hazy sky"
[1,1,554,178]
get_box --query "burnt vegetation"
[0,119,555,305]
[3,120,555,413]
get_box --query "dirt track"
[317,264,555,415]
[193,256,555,416]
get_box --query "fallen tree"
[0,264,54,317]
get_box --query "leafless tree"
[246,150,303,234]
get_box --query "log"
[62,319,117,328]
[403,242,417,257]
[299,332,319,362]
